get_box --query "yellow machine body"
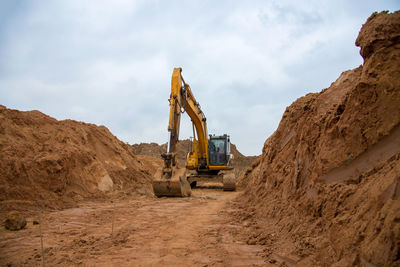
[152,68,235,197]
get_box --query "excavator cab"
[208,134,232,166]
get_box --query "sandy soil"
[0,188,267,267]
[0,105,153,214]
[236,11,400,266]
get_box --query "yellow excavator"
[153,67,236,197]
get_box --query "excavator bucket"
[153,166,192,197]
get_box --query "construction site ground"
[1,11,399,267]
[0,188,269,267]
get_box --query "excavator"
[152,67,236,197]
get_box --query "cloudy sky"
[0,1,399,155]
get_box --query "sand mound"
[0,107,153,215]
[132,140,257,179]
[234,11,400,266]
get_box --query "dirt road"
[0,189,267,266]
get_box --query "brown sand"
[0,189,267,266]
[0,106,153,217]
[233,11,400,266]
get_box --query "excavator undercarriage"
[187,171,236,191]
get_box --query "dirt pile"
[132,140,257,178]
[132,142,166,158]
[0,106,153,215]
[230,143,259,179]
[233,11,400,266]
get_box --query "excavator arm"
[153,67,208,197]
[167,68,208,167]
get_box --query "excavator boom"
[153,68,195,197]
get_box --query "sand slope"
[235,11,400,266]
[0,106,153,215]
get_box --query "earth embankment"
[234,11,400,266]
